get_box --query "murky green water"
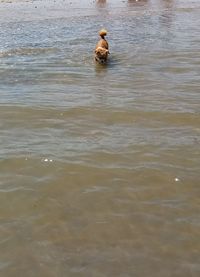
[0,0,200,276]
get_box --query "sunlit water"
[0,0,200,276]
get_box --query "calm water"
[0,0,200,276]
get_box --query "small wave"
[0,187,35,193]
[0,47,59,58]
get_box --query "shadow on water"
[95,61,109,75]
[94,53,121,76]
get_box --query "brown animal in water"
[94,29,109,64]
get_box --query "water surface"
[0,0,200,276]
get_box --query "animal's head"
[95,47,109,64]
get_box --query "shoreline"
[0,0,200,24]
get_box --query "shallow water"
[0,0,200,276]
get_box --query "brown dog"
[95,29,109,64]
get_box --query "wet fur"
[95,29,109,64]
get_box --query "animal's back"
[96,38,109,50]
